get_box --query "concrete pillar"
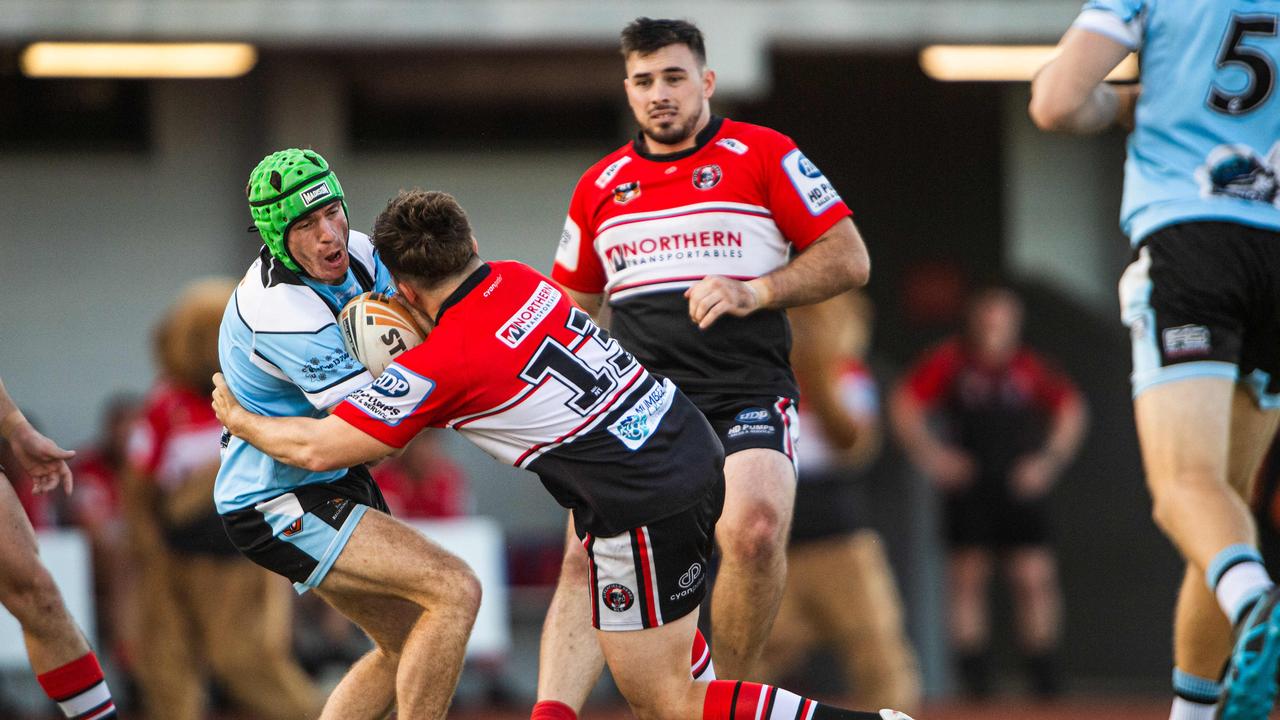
[1001,84,1130,314]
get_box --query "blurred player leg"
[534,514,607,717]
[314,508,479,720]
[833,531,922,712]
[756,553,819,686]
[190,557,322,720]
[713,448,795,679]
[0,473,117,719]
[1007,546,1063,696]
[948,546,994,696]
[134,554,204,720]
[1172,567,1230,720]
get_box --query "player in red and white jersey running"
[212,189,910,720]
[544,17,871,707]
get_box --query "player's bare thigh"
[1134,376,1233,493]
[1226,383,1280,497]
[719,448,796,551]
[316,509,479,628]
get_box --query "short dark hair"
[620,17,706,66]
[372,189,477,288]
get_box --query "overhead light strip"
[21,42,258,79]
[920,45,1138,82]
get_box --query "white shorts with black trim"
[579,484,722,631]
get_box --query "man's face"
[968,293,1023,363]
[624,43,714,149]
[286,200,350,283]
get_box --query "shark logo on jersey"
[299,181,333,207]
[594,156,633,189]
[613,181,641,205]
[781,149,841,215]
[497,281,561,348]
[1197,144,1279,204]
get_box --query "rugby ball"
[338,292,426,376]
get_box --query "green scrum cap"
[246,148,347,273]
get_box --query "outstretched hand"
[684,276,767,330]
[8,421,75,495]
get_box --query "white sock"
[1170,696,1216,720]
[1207,545,1274,623]
[1215,561,1273,623]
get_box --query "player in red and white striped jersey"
[213,190,908,720]
[543,17,871,709]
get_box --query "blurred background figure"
[372,430,472,519]
[759,290,921,712]
[64,395,141,692]
[122,278,321,720]
[890,286,1087,699]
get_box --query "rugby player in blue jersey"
[215,149,479,719]
[1033,3,1280,718]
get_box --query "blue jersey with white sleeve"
[215,230,395,513]
[1076,0,1280,243]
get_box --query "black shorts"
[576,482,723,631]
[1121,221,1280,405]
[686,391,799,468]
[221,466,388,593]
[943,481,1050,549]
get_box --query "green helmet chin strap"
[246,148,348,274]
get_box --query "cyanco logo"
[678,563,702,589]
[497,281,561,348]
[299,181,333,207]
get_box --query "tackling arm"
[1030,27,1138,133]
[212,373,397,472]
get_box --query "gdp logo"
[735,408,771,424]
[372,368,412,398]
[613,181,642,205]
[678,563,703,589]
[797,154,823,179]
[299,181,333,207]
[692,164,722,190]
[602,583,635,612]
